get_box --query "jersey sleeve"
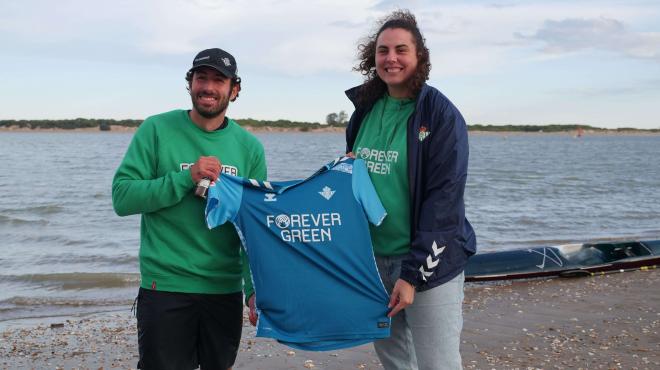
[351,159,387,226]
[205,174,243,229]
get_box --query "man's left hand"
[248,294,258,326]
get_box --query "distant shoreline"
[3,117,658,135]
[468,129,660,136]
[0,125,346,133]
[1,125,659,136]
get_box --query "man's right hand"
[190,156,222,183]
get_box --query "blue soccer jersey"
[205,157,390,351]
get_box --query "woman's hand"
[388,279,415,317]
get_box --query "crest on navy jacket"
[418,126,430,142]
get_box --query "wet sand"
[1,269,658,369]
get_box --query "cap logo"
[194,56,211,62]
[221,57,231,67]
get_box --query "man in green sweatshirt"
[112,48,266,370]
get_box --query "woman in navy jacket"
[345,10,476,370]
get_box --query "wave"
[0,272,140,290]
[0,214,49,226]
[482,234,660,251]
[0,296,134,322]
[0,204,64,217]
[18,204,65,214]
[0,295,133,309]
[30,253,138,267]
[9,234,91,247]
[514,216,548,226]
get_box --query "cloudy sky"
[2,0,659,128]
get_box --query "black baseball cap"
[189,48,238,79]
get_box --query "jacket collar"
[345,83,431,111]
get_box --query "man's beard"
[191,93,230,119]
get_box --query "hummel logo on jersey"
[319,186,335,200]
[264,193,277,202]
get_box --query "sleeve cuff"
[179,168,196,187]
[398,269,420,288]
[244,289,254,306]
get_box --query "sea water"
[1,131,659,323]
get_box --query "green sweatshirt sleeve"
[242,140,268,303]
[112,120,195,216]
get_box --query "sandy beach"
[1,269,658,369]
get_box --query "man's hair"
[353,9,431,106]
[185,69,242,102]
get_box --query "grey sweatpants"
[374,255,464,370]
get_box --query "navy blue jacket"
[345,83,476,291]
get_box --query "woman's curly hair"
[354,10,431,106]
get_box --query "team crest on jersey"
[418,126,430,142]
[319,186,335,200]
[264,193,277,202]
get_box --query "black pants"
[136,288,243,370]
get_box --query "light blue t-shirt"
[205,157,390,351]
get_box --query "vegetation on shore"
[469,124,660,133]
[1,119,658,133]
[0,118,142,130]
[0,118,347,131]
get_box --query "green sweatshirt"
[354,95,414,256]
[112,109,266,295]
